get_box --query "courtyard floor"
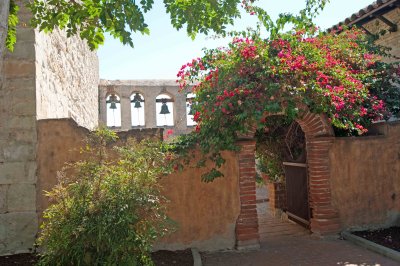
[201,186,398,266]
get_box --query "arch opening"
[106,94,121,127]
[130,92,145,127]
[186,93,196,127]
[156,94,174,127]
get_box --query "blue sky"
[97,0,374,80]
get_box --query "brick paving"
[202,234,399,266]
[202,186,398,266]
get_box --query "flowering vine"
[173,27,399,181]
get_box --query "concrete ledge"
[191,248,202,266]
[341,231,400,262]
[236,239,260,251]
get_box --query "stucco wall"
[0,2,38,255]
[330,121,400,230]
[35,29,99,129]
[155,151,240,251]
[36,119,240,251]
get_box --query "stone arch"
[130,92,145,127]
[105,93,122,127]
[156,93,175,127]
[295,111,339,236]
[235,110,339,250]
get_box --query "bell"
[160,102,170,114]
[108,94,118,109]
[110,102,117,109]
[132,93,143,108]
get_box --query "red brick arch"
[295,111,340,235]
[235,110,339,250]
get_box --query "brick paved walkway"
[202,186,398,266]
[202,234,399,266]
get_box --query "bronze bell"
[110,102,117,109]
[160,100,170,114]
[108,94,118,109]
[132,93,143,108]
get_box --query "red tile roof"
[328,0,399,32]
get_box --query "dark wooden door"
[283,162,310,228]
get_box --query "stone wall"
[99,80,192,136]
[364,8,400,62]
[0,2,38,255]
[35,29,99,129]
[330,121,400,230]
[0,0,99,254]
[36,119,240,252]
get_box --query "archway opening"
[186,93,196,127]
[106,94,121,127]
[235,111,339,248]
[256,115,309,230]
[130,92,145,127]
[156,94,174,127]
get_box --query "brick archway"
[235,110,339,250]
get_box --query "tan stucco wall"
[36,119,162,218]
[36,119,240,251]
[155,151,240,251]
[330,121,400,230]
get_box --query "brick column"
[235,139,260,250]
[307,137,340,235]
[295,110,340,235]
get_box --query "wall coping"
[99,79,179,87]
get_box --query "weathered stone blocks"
[0,212,38,254]
[7,184,37,212]
[3,144,35,161]
[0,162,26,184]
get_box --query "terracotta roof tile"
[328,0,399,31]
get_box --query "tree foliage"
[26,0,246,50]
[6,0,18,52]
[6,0,329,51]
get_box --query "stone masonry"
[35,29,99,129]
[0,3,38,254]
[0,1,98,255]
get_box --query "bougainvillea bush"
[175,27,399,181]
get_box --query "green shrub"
[37,129,175,266]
